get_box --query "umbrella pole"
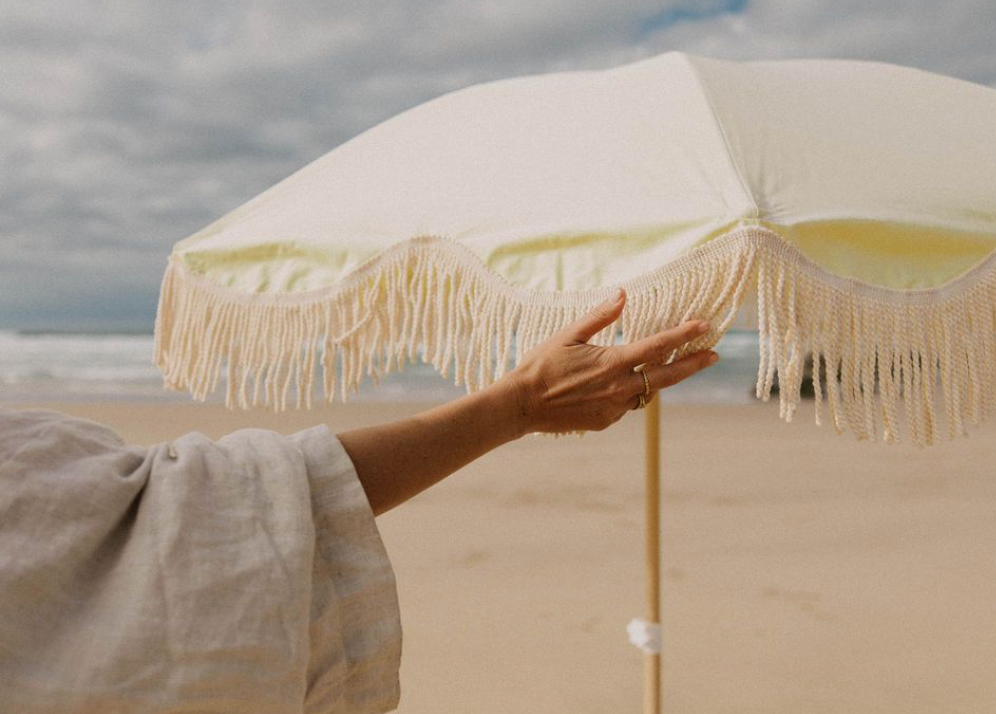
[644,396,662,714]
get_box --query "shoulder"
[0,405,136,469]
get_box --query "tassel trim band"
[153,226,996,446]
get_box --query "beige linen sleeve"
[289,423,402,714]
[0,406,401,714]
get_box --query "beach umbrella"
[153,52,996,713]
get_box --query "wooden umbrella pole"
[644,395,662,714]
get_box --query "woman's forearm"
[336,377,529,516]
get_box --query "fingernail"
[698,321,711,334]
[605,288,623,305]
[708,352,719,365]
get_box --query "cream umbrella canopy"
[154,52,996,712]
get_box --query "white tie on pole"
[627,618,663,655]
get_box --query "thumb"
[562,288,626,344]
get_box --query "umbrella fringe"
[153,226,996,446]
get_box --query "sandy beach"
[7,398,996,713]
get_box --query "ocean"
[0,329,762,404]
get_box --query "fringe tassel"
[153,227,996,447]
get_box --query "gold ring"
[636,393,646,410]
[640,369,651,396]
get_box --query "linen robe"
[0,405,402,713]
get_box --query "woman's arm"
[335,378,524,516]
[336,288,717,516]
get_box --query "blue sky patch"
[637,0,748,37]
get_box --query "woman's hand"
[338,287,718,515]
[507,288,718,434]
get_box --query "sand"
[7,398,996,713]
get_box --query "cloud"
[1,0,994,329]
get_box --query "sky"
[1,0,994,331]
